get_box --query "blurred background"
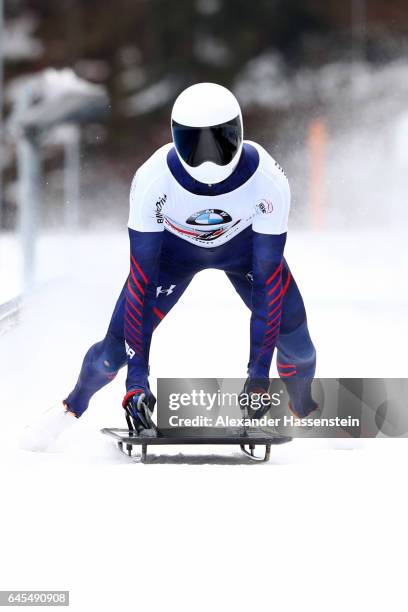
[0,0,407,382]
[1,8,408,607]
[0,5,407,602]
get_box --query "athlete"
[22,83,317,450]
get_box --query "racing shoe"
[20,402,78,452]
[288,400,321,421]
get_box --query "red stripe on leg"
[126,304,142,325]
[125,326,143,346]
[268,290,283,307]
[267,311,281,327]
[126,318,141,335]
[282,271,292,294]
[131,255,148,284]
[267,299,283,320]
[265,261,283,286]
[130,266,145,295]
[262,332,279,349]
[126,296,142,319]
[153,307,165,320]
[265,321,280,336]
[267,275,282,298]
[126,306,142,329]
[127,280,143,307]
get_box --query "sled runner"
[101,425,292,463]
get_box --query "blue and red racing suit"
[65,141,316,417]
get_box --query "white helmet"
[171,83,243,184]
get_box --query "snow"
[0,227,406,611]
[2,18,407,611]
[124,78,176,116]
[3,15,43,61]
[0,233,21,303]
[0,437,406,609]
[234,56,408,111]
[6,69,104,106]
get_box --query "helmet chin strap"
[176,146,242,185]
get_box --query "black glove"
[239,377,271,419]
[122,389,156,433]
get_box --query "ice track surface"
[0,229,407,612]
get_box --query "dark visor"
[172,115,242,168]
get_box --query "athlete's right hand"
[239,377,272,419]
[122,389,156,432]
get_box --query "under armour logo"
[156,284,176,297]
[125,341,135,359]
